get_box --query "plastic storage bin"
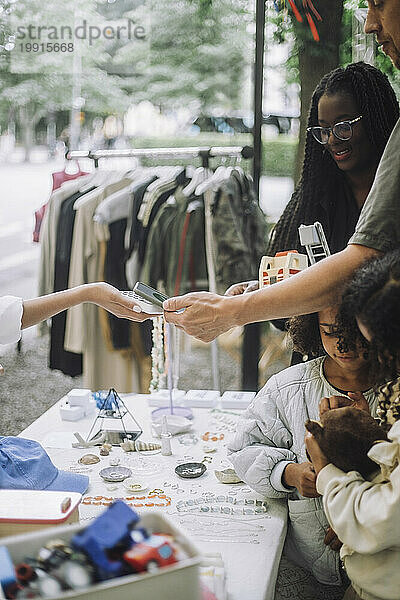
[1,511,201,600]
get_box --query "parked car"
[192,113,297,135]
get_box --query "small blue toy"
[0,546,17,595]
[72,501,140,580]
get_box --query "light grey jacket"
[228,356,379,586]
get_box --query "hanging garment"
[38,176,92,299]
[141,188,208,297]
[95,180,154,368]
[64,179,140,392]
[49,187,96,377]
[137,170,187,264]
[52,167,88,192]
[211,169,268,292]
[33,169,87,242]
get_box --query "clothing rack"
[67,145,253,169]
[67,144,255,393]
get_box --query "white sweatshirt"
[317,420,400,600]
[0,296,22,345]
[228,357,378,586]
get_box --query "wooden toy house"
[259,250,308,288]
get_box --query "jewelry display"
[177,514,265,544]
[201,432,225,442]
[150,316,165,393]
[175,462,207,479]
[209,409,240,433]
[68,465,93,474]
[177,433,198,445]
[175,495,268,516]
[178,512,266,529]
[152,322,192,420]
[123,479,148,493]
[126,455,164,477]
[81,491,171,508]
[86,388,143,446]
[99,466,132,482]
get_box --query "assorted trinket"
[0,502,182,599]
[214,468,243,484]
[176,494,268,516]
[79,454,100,465]
[120,440,161,452]
[99,466,132,482]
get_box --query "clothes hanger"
[63,158,83,175]
[182,167,207,197]
[195,166,231,196]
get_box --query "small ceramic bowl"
[175,462,207,479]
[99,466,132,482]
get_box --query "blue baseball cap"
[0,436,88,494]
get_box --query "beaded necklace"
[82,491,171,508]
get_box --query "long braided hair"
[268,62,399,255]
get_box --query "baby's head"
[305,406,387,478]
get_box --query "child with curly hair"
[306,249,400,600]
[229,306,379,600]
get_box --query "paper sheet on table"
[40,431,77,448]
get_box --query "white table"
[21,393,287,600]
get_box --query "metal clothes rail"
[67,145,254,169]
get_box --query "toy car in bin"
[72,501,140,580]
[123,534,177,573]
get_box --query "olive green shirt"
[349,117,400,252]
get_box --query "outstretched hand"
[225,280,259,296]
[90,283,153,322]
[163,291,237,342]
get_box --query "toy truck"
[123,533,177,573]
[72,501,140,580]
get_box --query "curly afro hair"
[288,310,369,361]
[336,249,400,384]
[287,313,324,358]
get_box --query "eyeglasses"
[307,116,363,145]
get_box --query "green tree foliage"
[0,0,132,154]
[122,0,251,112]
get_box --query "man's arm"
[21,283,149,329]
[164,244,379,342]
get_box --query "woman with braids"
[225,61,399,364]
[306,249,400,600]
[267,61,398,258]
[225,61,399,320]
[228,305,379,600]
